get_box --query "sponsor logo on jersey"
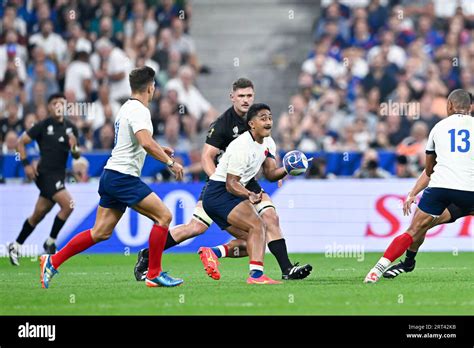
[232,126,239,137]
[47,125,54,135]
[58,136,64,142]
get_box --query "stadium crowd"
[0,0,218,181]
[279,0,474,179]
[1,0,473,182]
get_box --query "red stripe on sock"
[147,224,168,279]
[51,229,95,269]
[223,244,229,257]
[383,233,413,262]
[250,261,263,266]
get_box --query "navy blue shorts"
[98,169,153,213]
[418,187,474,216]
[202,180,244,230]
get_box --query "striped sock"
[211,245,228,258]
[249,261,264,278]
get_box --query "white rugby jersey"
[426,113,474,191]
[210,131,276,186]
[104,99,153,177]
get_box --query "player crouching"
[202,103,303,284]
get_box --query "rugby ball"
[283,150,309,176]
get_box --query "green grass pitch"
[1,252,473,315]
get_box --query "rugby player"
[39,66,185,288]
[365,89,474,283]
[134,78,312,281]
[8,94,80,265]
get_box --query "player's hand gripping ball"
[283,150,310,176]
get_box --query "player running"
[365,89,474,283]
[383,169,474,278]
[40,66,185,288]
[203,103,289,284]
[8,93,80,266]
[134,78,312,281]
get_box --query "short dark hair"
[448,89,471,112]
[47,93,66,104]
[232,78,254,91]
[246,103,271,129]
[129,66,155,92]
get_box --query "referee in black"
[8,93,81,266]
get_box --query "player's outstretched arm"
[135,129,183,181]
[403,170,431,216]
[201,143,220,177]
[17,132,38,180]
[262,157,287,182]
[226,174,262,204]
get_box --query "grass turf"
[0,252,473,315]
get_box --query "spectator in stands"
[90,38,132,102]
[70,157,90,183]
[0,103,23,143]
[29,19,67,63]
[277,94,307,149]
[170,18,198,70]
[153,28,173,75]
[64,51,93,102]
[0,29,28,82]
[395,154,416,178]
[124,0,158,38]
[93,121,115,150]
[89,0,124,43]
[362,52,398,102]
[396,121,428,174]
[369,121,391,149]
[89,84,120,131]
[368,29,407,69]
[157,0,182,29]
[1,130,18,154]
[1,5,27,37]
[353,149,391,179]
[314,2,350,43]
[165,65,217,131]
[25,61,59,103]
[306,157,335,179]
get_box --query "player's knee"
[91,226,113,242]
[190,221,207,236]
[160,209,173,226]
[263,209,279,228]
[61,205,74,218]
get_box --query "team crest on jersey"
[58,136,64,142]
[55,181,64,190]
[47,125,54,135]
[232,126,239,137]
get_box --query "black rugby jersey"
[205,106,247,165]
[26,117,79,173]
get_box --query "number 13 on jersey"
[448,129,471,153]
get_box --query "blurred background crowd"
[279,0,474,179]
[0,0,473,182]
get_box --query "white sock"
[46,237,56,245]
[372,257,391,276]
[217,245,227,258]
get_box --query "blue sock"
[250,270,263,278]
[211,247,222,258]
